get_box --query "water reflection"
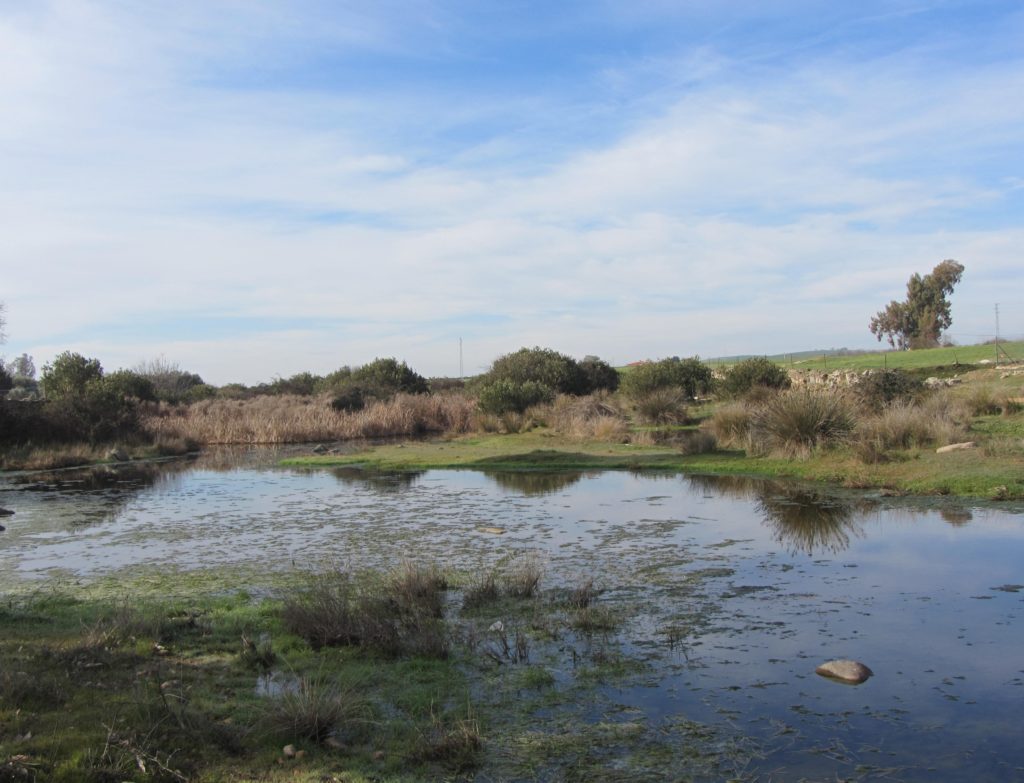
[329,467,424,493]
[939,507,974,526]
[484,470,587,496]
[687,475,870,555]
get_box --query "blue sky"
[2,0,1022,384]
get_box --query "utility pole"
[994,304,1000,362]
[459,337,464,380]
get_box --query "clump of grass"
[565,579,600,610]
[678,429,717,455]
[852,399,968,462]
[748,389,856,458]
[388,561,447,618]
[281,568,449,658]
[264,674,365,743]
[462,570,500,610]
[240,632,277,670]
[536,393,630,441]
[572,604,620,633]
[504,554,544,599]
[961,384,1023,416]
[414,708,483,772]
[633,388,690,425]
[707,402,752,449]
[281,571,361,649]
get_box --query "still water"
[1,451,1022,780]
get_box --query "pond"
[1,451,1023,780]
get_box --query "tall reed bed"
[143,393,477,445]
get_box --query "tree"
[721,357,791,397]
[869,260,965,350]
[40,352,103,399]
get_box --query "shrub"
[579,356,620,393]
[351,358,428,396]
[477,379,554,415]
[331,385,367,413]
[620,357,712,400]
[720,357,791,398]
[269,371,323,396]
[748,389,855,457]
[101,369,157,402]
[536,393,628,440]
[483,347,588,395]
[134,357,206,403]
[853,369,923,409]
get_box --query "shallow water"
[1,454,1023,780]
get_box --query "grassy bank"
[283,420,1024,500]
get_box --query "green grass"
[281,421,1024,500]
[775,340,1024,372]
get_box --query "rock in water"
[816,659,873,684]
[0,508,14,516]
[107,448,129,462]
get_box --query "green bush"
[720,357,791,398]
[101,370,157,402]
[477,380,554,415]
[620,357,712,400]
[331,385,368,413]
[351,358,428,396]
[852,369,923,409]
[579,356,620,393]
[40,351,103,400]
[483,347,588,395]
[268,371,322,396]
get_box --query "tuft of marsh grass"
[263,673,366,743]
[281,568,450,658]
[504,554,544,599]
[633,388,690,425]
[462,570,501,611]
[414,707,483,772]
[748,389,856,458]
[707,402,753,449]
[565,579,600,610]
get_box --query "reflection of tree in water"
[757,491,867,555]
[8,462,190,527]
[686,474,870,556]
[330,468,424,493]
[939,507,973,526]
[484,471,586,496]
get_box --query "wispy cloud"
[2,1,1022,383]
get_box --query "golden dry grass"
[143,393,477,445]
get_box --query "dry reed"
[143,393,477,445]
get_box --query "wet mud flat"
[1,456,1023,780]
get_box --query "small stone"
[0,507,14,516]
[488,620,505,633]
[373,750,385,761]
[323,736,345,750]
[312,444,328,454]
[107,448,129,462]
[294,750,306,760]
[0,524,5,532]
[282,744,297,758]
[477,526,505,535]
[816,659,873,684]
[936,441,976,454]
